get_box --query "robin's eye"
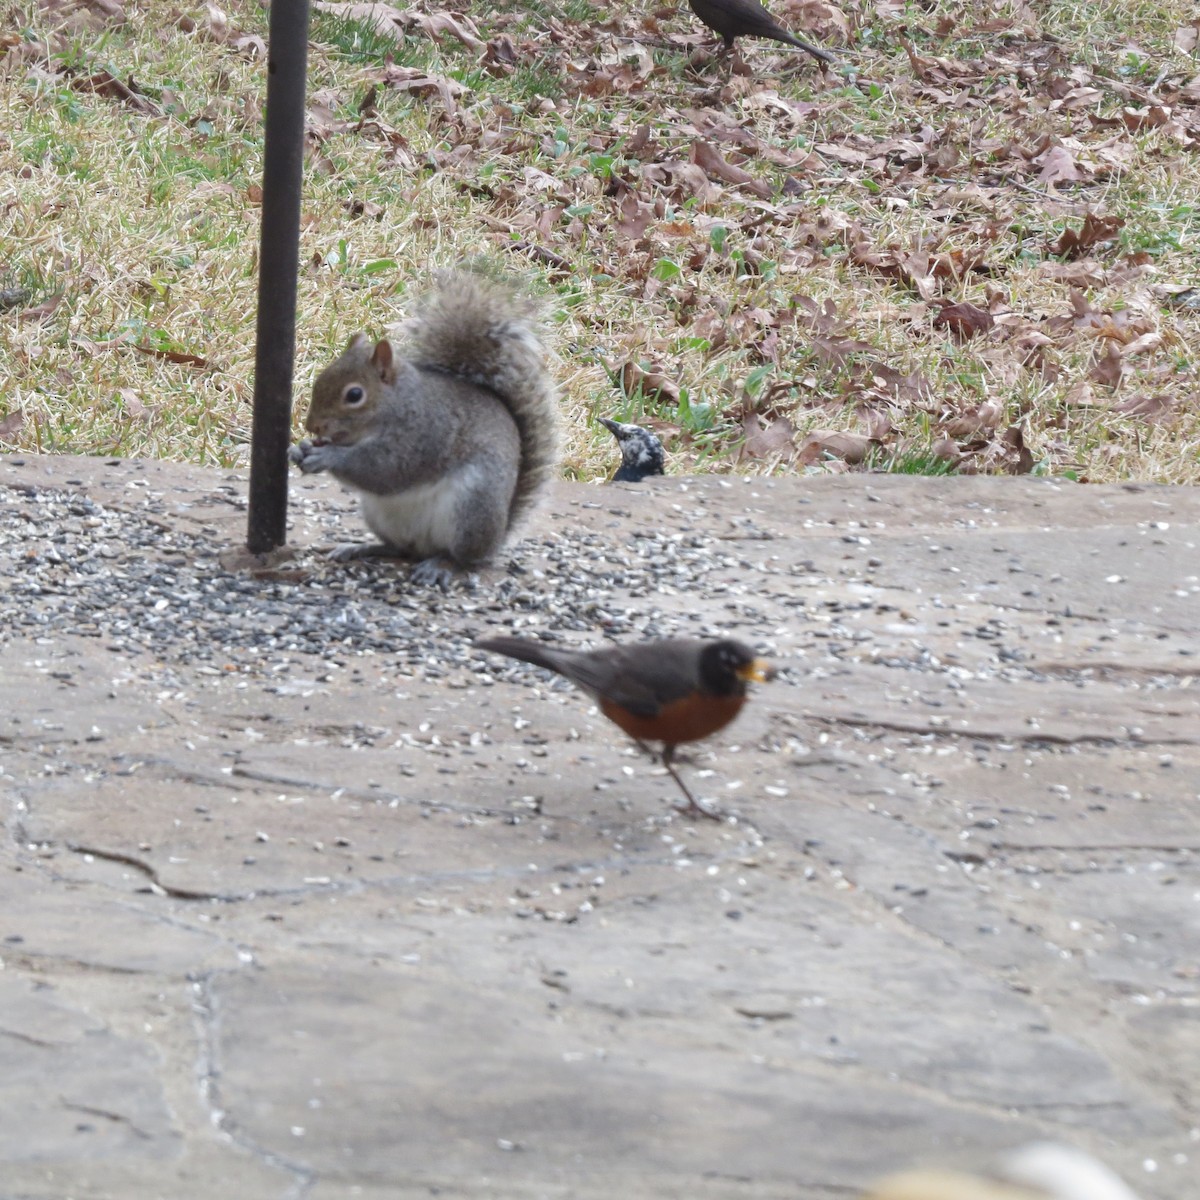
[344,385,365,405]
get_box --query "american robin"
[599,417,665,483]
[688,0,837,65]
[860,1141,1141,1200]
[474,636,774,819]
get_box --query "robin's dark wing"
[562,641,710,716]
[476,637,706,718]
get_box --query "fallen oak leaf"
[507,241,573,272]
[1047,211,1124,259]
[614,187,655,242]
[132,343,208,368]
[379,66,465,117]
[72,69,161,115]
[117,387,148,418]
[1062,380,1099,408]
[942,401,1003,440]
[1090,343,1125,388]
[932,300,994,340]
[1037,259,1107,287]
[19,292,64,322]
[1036,143,1088,186]
[1002,424,1034,474]
[313,2,483,49]
[232,32,266,58]
[1111,393,1177,422]
[740,412,796,460]
[796,428,875,465]
[0,408,24,441]
[928,247,992,280]
[39,0,125,31]
[690,139,772,200]
[930,436,961,465]
[616,361,681,407]
[417,10,484,49]
[1121,331,1163,358]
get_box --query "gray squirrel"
[290,270,560,587]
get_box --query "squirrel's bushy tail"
[407,270,560,532]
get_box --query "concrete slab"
[1,454,1197,1199]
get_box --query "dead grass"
[0,0,1198,482]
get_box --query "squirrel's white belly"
[358,469,475,558]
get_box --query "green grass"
[0,0,1197,482]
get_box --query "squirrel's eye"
[344,385,365,405]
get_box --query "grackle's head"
[599,417,666,483]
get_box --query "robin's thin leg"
[662,745,723,821]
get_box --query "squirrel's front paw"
[291,439,334,474]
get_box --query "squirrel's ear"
[346,332,371,353]
[371,339,396,385]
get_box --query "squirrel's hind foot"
[410,556,477,591]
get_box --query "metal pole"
[246,0,311,555]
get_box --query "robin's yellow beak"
[737,658,775,684]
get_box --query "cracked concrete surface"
[1,454,1198,1199]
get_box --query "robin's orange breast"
[600,691,747,748]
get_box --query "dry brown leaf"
[38,0,124,31]
[689,140,772,199]
[1047,211,1124,259]
[71,70,161,115]
[849,235,938,300]
[312,2,406,41]
[1090,343,1125,388]
[943,402,1003,440]
[932,300,994,340]
[614,187,654,241]
[1112,393,1176,422]
[1002,425,1034,474]
[0,409,24,440]
[641,160,717,204]
[931,436,961,463]
[132,343,208,368]
[232,32,266,58]
[379,66,465,117]
[741,412,796,460]
[118,387,148,419]
[617,362,681,406]
[690,308,728,352]
[796,428,874,464]
[1036,143,1087,185]
[1062,380,1099,408]
[19,292,64,322]
[1037,260,1106,287]
[483,34,519,76]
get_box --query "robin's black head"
[698,639,775,696]
[600,417,665,483]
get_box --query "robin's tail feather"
[474,636,574,676]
